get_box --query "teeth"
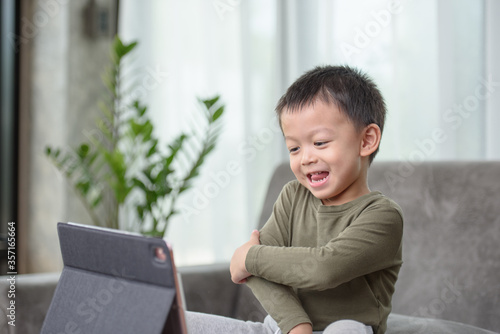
[311,177,327,183]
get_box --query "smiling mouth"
[307,171,330,187]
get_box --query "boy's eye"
[289,147,299,153]
[314,141,327,147]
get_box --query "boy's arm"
[230,231,313,334]
[232,182,312,333]
[289,323,313,334]
[230,230,260,284]
[246,276,312,334]
[230,180,295,283]
[288,323,312,334]
[246,204,403,291]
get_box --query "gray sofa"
[1,161,499,334]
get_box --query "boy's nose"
[301,148,317,165]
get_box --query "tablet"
[41,222,187,334]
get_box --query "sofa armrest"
[0,272,60,334]
[178,263,266,321]
[178,263,240,317]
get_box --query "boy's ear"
[359,124,381,157]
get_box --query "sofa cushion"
[368,161,500,332]
[386,313,499,334]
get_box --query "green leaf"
[200,96,220,110]
[147,140,158,157]
[132,100,147,116]
[113,36,138,60]
[142,121,153,141]
[77,144,90,159]
[212,105,224,122]
[178,185,191,194]
[166,134,187,166]
[90,194,102,207]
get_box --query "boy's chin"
[298,179,337,201]
[306,187,331,200]
[306,186,341,204]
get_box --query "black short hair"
[276,65,386,163]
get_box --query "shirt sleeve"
[246,202,403,291]
[246,182,311,333]
[246,277,311,334]
[256,181,298,247]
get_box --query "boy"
[230,65,403,334]
[186,65,402,334]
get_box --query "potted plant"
[45,36,225,237]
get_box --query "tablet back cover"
[41,223,184,334]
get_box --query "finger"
[250,229,260,241]
[231,273,241,284]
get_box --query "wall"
[18,0,116,273]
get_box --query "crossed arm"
[229,209,402,334]
[230,230,313,334]
[230,229,260,284]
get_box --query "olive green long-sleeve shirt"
[246,181,403,334]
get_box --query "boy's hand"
[230,230,260,284]
[288,323,313,334]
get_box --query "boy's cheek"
[289,158,302,174]
[291,168,304,183]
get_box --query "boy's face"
[281,100,369,206]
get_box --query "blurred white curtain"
[119,0,499,265]
[276,0,499,162]
[119,0,282,265]
[485,0,500,159]
[285,0,496,161]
